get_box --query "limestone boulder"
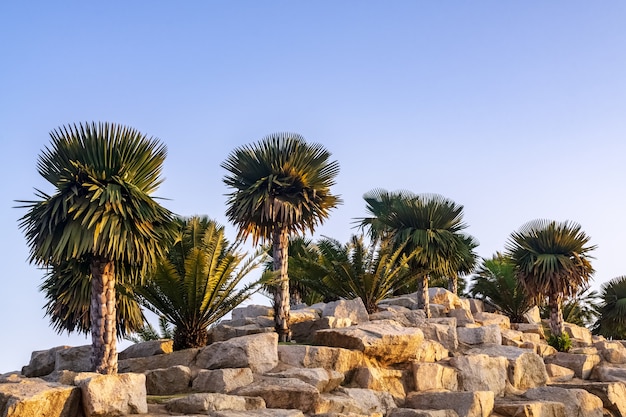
[118,347,200,373]
[416,322,458,351]
[415,340,449,362]
[457,324,502,346]
[467,345,548,390]
[22,346,70,377]
[524,386,604,417]
[473,312,510,330]
[501,329,523,347]
[450,354,508,397]
[75,372,147,416]
[266,367,343,393]
[196,332,278,373]
[118,339,173,360]
[467,298,485,314]
[192,368,254,393]
[210,323,275,342]
[564,323,593,345]
[405,391,494,417]
[370,308,414,327]
[145,365,191,395]
[592,364,626,382]
[313,387,396,416]
[523,306,542,324]
[429,288,463,312]
[448,307,474,326]
[231,304,274,320]
[313,321,424,365]
[388,409,459,417]
[379,295,421,311]
[545,351,601,379]
[551,381,626,417]
[322,298,370,324]
[233,377,320,413]
[512,322,545,338]
[278,345,364,377]
[493,399,565,417]
[411,362,458,392]
[546,363,575,382]
[210,411,304,417]
[165,392,265,414]
[55,345,92,373]
[352,363,407,401]
[0,374,82,417]
[595,340,626,364]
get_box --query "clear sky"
[1,2,625,373]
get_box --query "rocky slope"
[3,288,626,417]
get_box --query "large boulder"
[210,324,275,343]
[313,321,424,365]
[314,387,396,416]
[468,345,548,390]
[196,332,278,373]
[118,339,173,360]
[564,323,593,345]
[411,362,458,392]
[545,351,601,379]
[592,364,626,382]
[524,386,603,417]
[145,365,191,395]
[388,409,459,417]
[118,348,200,373]
[266,368,343,393]
[209,411,304,417]
[473,312,510,330]
[428,288,463,312]
[493,399,565,417]
[322,298,370,324]
[457,324,502,346]
[22,346,70,377]
[416,322,458,352]
[552,381,626,417]
[75,372,147,417]
[405,391,494,417]
[450,354,508,397]
[546,363,575,383]
[278,345,364,377]
[231,304,274,320]
[352,362,407,402]
[165,392,265,414]
[595,340,626,364]
[233,377,320,413]
[0,374,82,417]
[192,368,254,393]
[55,345,92,373]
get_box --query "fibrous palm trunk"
[417,274,431,318]
[549,293,565,337]
[273,227,291,342]
[90,257,118,374]
[448,275,458,295]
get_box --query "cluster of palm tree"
[17,121,626,374]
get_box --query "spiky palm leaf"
[222,133,341,341]
[136,216,263,350]
[506,219,596,336]
[593,276,626,339]
[18,122,175,374]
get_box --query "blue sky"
[1,2,625,372]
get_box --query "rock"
[352,362,407,401]
[41,370,79,385]
[233,377,320,413]
[564,323,593,345]
[196,332,278,373]
[210,323,275,342]
[370,309,414,327]
[232,304,274,320]
[210,410,304,417]
[388,409,459,417]
[55,345,92,373]
[545,351,601,379]
[118,340,173,360]
[165,392,265,413]
[322,298,370,325]
[405,391,494,417]
[467,345,548,390]
[313,321,424,365]
[266,367,343,393]
[551,381,626,417]
[313,387,396,416]
[450,354,508,397]
[145,365,191,395]
[290,308,321,324]
[118,348,200,373]
[448,307,474,326]
[546,363,575,382]
[0,374,82,417]
[415,340,449,362]
[592,364,626,382]
[22,346,70,377]
[416,322,458,352]
[457,324,502,346]
[411,362,458,391]
[380,296,421,311]
[192,368,254,393]
[467,299,484,314]
[75,372,147,416]
[524,386,604,417]
[429,288,463,312]
[278,345,364,377]
[512,323,545,338]
[594,340,626,364]
[493,399,565,417]
[473,312,510,330]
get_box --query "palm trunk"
[417,274,431,318]
[273,227,291,342]
[90,257,117,374]
[448,275,458,295]
[549,293,565,337]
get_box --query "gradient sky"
[1,2,625,373]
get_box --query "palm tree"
[125,316,174,344]
[40,259,145,338]
[136,216,262,350]
[469,253,534,323]
[291,235,417,313]
[18,122,174,374]
[222,133,341,342]
[506,219,596,337]
[593,276,626,339]
[359,190,477,318]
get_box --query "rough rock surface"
[192,368,254,393]
[0,374,82,417]
[196,332,278,373]
[75,372,147,416]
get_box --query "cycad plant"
[136,216,262,350]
